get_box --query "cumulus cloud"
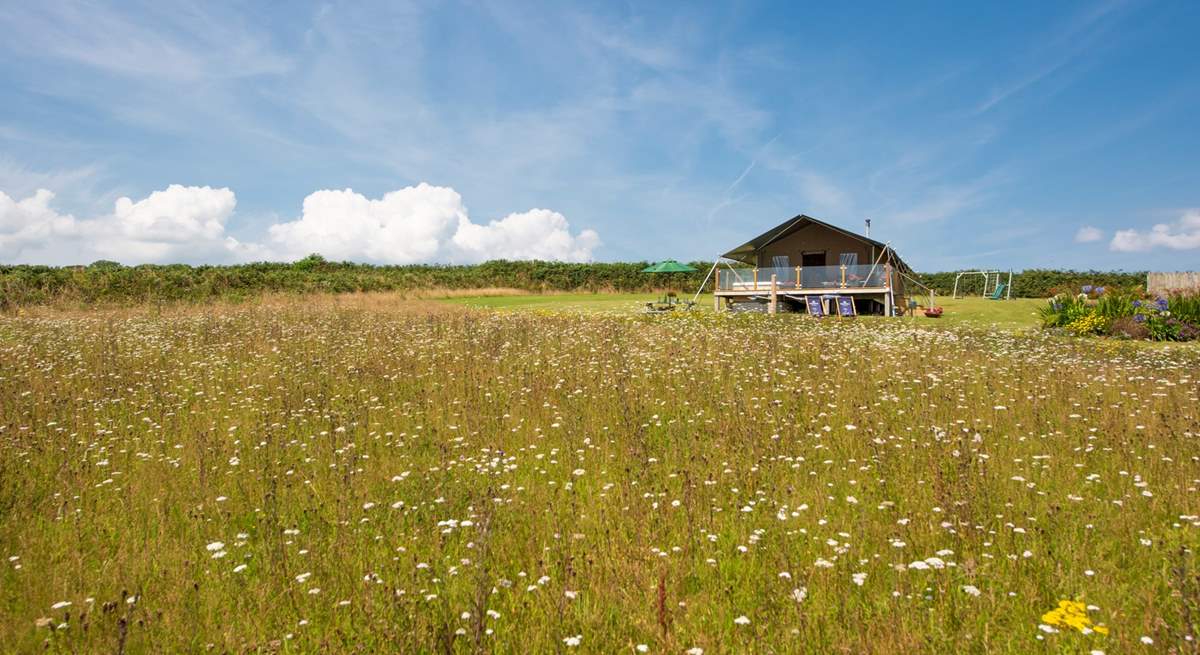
[95,185,254,262]
[1073,225,1103,243]
[0,189,80,259]
[267,185,466,263]
[453,208,600,263]
[0,184,252,264]
[2,182,599,265]
[268,183,599,264]
[1110,210,1200,252]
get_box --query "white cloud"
[453,209,600,263]
[95,185,247,262]
[0,184,249,264]
[2,182,599,265]
[267,185,466,263]
[0,3,290,81]
[887,184,988,224]
[0,189,80,260]
[1074,225,1103,243]
[796,173,853,217]
[1110,210,1200,252]
[268,184,599,264]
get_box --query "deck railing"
[715,264,889,291]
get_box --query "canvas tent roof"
[720,214,912,274]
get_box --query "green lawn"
[442,292,710,314]
[441,292,1046,330]
[908,295,1045,330]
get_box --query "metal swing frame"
[952,270,1012,300]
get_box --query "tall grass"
[1169,293,1200,324]
[1,299,1198,652]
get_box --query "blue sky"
[1,1,1198,270]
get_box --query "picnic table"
[644,292,695,313]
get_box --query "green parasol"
[640,260,698,273]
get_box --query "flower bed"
[1039,286,1200,341]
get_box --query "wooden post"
[883,264,893,316]
[753,268,759,290]
[769,274,778,315]
[797,267,803,289]
[840,265,847,288]
[713,270,721,312]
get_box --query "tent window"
[839,252,859,266]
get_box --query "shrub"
[1146,314,1180,341]
[1175,320,1200,341]
[914,269,1145,298]
[1108,316,1150,340]
[1038,294,1091,328]
[0,259,716,309]
[1093,289,1139,320]
[1167,292,1200,324]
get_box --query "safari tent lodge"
[714,215,911,316]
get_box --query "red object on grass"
[924,307,943,318]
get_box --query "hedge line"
[0,257,1148,310]
[911,269,1146,299]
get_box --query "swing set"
[952,270,1013,300]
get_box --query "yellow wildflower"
[1040,599,1108,636]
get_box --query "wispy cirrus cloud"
[0,1,290,81]
[975,0,1131,114]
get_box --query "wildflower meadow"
[1,296,1197,653]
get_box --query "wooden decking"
[712,264,899,315]
[716,286,890,296]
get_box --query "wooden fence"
[1147,272,1200,295]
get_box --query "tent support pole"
[692,258,721,306]
[863,242,890,287]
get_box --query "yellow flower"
[1040,599,1108,636]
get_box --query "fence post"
[795,266,801,288]
[753,268,759,290]
[840,265,847,288]
[769,274,778,315]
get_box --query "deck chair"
[805,296,824,317]
[988,283,1007,300]
[836,296,857,317]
